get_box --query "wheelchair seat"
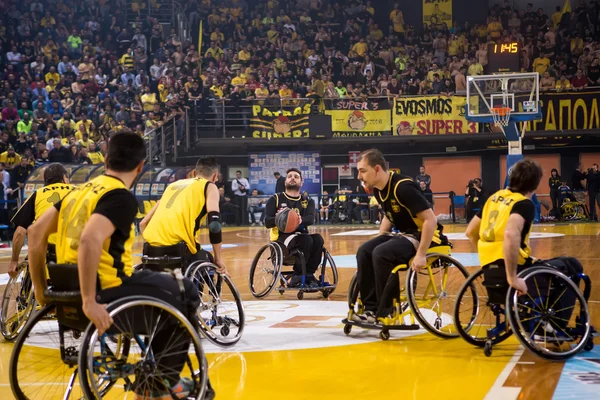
[46,263,88,331]
[142,242,187,270]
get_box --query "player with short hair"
[466,159,544,295]
[264,168,324,287]
[352,149,446,324]
[8,163,74,277]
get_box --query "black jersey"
[374,172,445,244]
[265,192,316,242]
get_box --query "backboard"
[466,72,541,122]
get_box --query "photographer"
[465,178,484,223]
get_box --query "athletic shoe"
[135,377,194,400]
[288,274,303,287]
[350,311,377,324]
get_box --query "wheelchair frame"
[249,241,338,300]
[9,275,209,400]
[342,247,470,341]
[454,265,596,360]
[0,261,36,341]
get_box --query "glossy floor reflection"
[0,223,598,399]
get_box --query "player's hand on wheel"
[215,259,228,275]
[83,301,113,335]
[8,260,19,278]
[508,277,528,296]
[410,254,427,271]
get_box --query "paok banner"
[393,96,478,135]
[423,0,452,29]
[242,101,313,139]
[515,91,600,132]
[324,99,392,137]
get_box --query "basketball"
[275,208,301,233]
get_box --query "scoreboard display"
[487,42,520,73]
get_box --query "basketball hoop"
[491,106,512,127]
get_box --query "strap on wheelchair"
[172,268,187,304]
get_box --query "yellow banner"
[393,96,478,135]
[423,0,452,29]
[325,110,391,132]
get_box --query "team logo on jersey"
[390,199,400,213]
[386,211,393,221]
[301,200,308,208]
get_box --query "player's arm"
[139,200,160,234]
[27,206,59,306]
[205,183,227,273]
[264,195,278,229]
[302,198,316,227]
[79,190,138,334]
[415,208,437,258]
[9,193,36,276]
[503,213,526,288]
[378,215,393,235]
[465,215,481,249]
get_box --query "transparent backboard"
[466,72,540,119]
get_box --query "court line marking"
[483,348,524,400]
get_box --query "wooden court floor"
[0,223,598,400]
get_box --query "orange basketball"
[275,208,301,233]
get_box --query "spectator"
[48,139,72,163]
[571,69,588,90]
[465,178,484,223]
[231,170,250,226]
[415,166,431,190]
[419,181,434,208]
[248,189,266,226]
[0,146,21,169]
[549,169,562,219]
[274,172,286,193]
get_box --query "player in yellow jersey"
[8,163,74,277]
[140,156,226,273]
[466,159,544,295]
[27,133,213,399]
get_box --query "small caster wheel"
[434,317,442,330]
[380,330,390,341]
[322,290,330,299]
[343,324,352,335]
[73,331,81,340]
[584,338,595,351]
[220,325,230,337]
[484,340,493,357]
[279,290,285,295]
[297,291,304,300]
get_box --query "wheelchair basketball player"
[351,149,448,324]
[264,168,324,287]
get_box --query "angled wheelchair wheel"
[506,267,593,360]
[9,304,87,399]
[347,272,362,313]
[79,297,208,400]
[249,243,283,298]
[187,262,245,347]
[1,262,36,341]
[320,249,338,298]
[454,269,512,347]
[406,254,471,338]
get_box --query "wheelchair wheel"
[79,297,208,400]
[406,254,471,339]
[454,269,512,347]
[187,262,245,347]
[9,304,87,399]
[506,267,593,360]
[249,243,283,298]
[347,272,409,316]
[1,262,36,341]
[320,249,338,298]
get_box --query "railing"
[144,112,190,166]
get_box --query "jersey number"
[482,210,499,242]
[165,183,189,209]
[62,199,90,250]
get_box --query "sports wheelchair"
[560,200,587,221]
[1,261,36,341]
[454,258,595,360]
[249,239,338,300]
[9,263,209,400]
[342,238,471,340]
[139,242,245,347]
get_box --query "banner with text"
[236,101,313,139]
[393,96,478,135]
[515,90,600,132]
[423,0,452,29]
[324,99,392,137]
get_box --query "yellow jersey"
[11,183,76,245]
[143,177,210,254]
[55,175,138,290]
[478,189,533,267]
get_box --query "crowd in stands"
[0,0,599,187]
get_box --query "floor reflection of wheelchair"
[1,261,36,341]
[342,239,471,340]
[9,264,208,400]
[454,261,595,359]
[138,245,245,347]
[249,240,338,300]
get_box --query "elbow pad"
[207,211,222,244]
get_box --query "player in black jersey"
[352,149,446,324]
[264,168,324,287]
